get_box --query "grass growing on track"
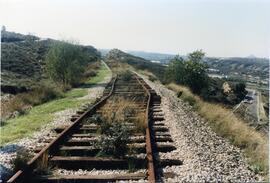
[0,63,111,145]
[167,83,269,178]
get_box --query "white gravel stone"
[139,74,263,182]
[53,168,147,176]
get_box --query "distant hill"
[127,51,176,64]
[204,57,269,80]
[1,30,39,42]
[111,50,269,82]
[105,49,165,78]
[1,30,100,94]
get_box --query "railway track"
[7,72,181,183]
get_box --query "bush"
[20,85,63,106]
[1,84,63,120]
[96,122,130,157]
[11,148,32,172]
[121,71,133,81]
[165,50,209,94]
[45,41,91,88]
[83,70,97,78]
[148,75,157,82]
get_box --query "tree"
[188,49,205,62]
[165,55,185,83]
[184,50,209,93]
[45,41,89,88]
[234,82,247,100]
[165,50,209,94]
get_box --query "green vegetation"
[11,148,32,172]
[0,63,110,145]
[45,42,93,88]
[1,83,63,122]
[168,83,268,176]
[95,117,130,158]
[164,50,247,105]
[121,71,133,81]
[165,51,209,94]
[85,62,110,85]
[1,30,100,93]
[1,28,38,42]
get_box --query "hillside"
[1,30,101,94]
[1,29,39,42]
[205,57,269,82]
[105,49,165,79]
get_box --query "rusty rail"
[7,76,118,183]
[134,73,156,182]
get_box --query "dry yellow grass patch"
[167,83,269,177]
[101,97,145,128]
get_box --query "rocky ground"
[0,72,112,182]
[141,75,263,182]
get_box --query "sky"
[0,0,270,58]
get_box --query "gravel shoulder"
[141,75,263,182]
[0,71,112,182]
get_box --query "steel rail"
[7,76,118,183]
[134,73,156,182]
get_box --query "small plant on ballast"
[121,71,133,81]
[95,117,130,158]
[11,148,32,172]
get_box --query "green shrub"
[45,41,91,87]
[182,95,196,107]
[1,84,63,120]
[165,50,209,94]
[11,148,32,172]
[84,70,97,78]
[95,122,130,157]
[121,71,133,81]
[148,75,157,82]
[20,85,63,106]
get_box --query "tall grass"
[101,97,137,122]
[167,83,268,177]
[100,96,146,133]
[1,84,63,121]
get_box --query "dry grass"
[1,85,63,121]
[107,61,133,76]
[100,96,146,133]
[167,83,269,177]
[133,112,147,133]
[101,97,137,122]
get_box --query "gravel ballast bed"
[0,73,112,182]
[53,169,148,183]
[140,74,262,182]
